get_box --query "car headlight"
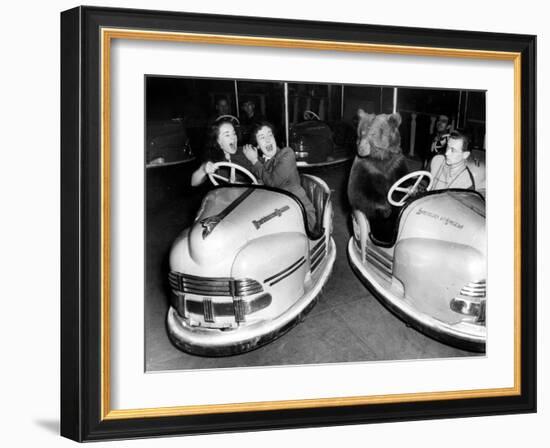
[450,280,486,324]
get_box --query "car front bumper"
[167,238,336,356]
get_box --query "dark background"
[146,76,486,163]
[145,77,487,371]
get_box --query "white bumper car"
[167,162,336,355]
[348,171,486,352]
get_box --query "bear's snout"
[357,137,371,157]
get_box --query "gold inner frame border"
[99,27,522,421]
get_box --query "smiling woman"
[244,121,318,231]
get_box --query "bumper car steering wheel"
[388,170,433,207]
[215,115,240,126]
[208,161,258,186]
[303,110,320,121]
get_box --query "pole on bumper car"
[234,80,240,118]
[284,82,289,147]
[341,85,345,119]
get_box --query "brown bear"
[347,111,410,244]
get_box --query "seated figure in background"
[423,114,451,168]
[430,114,452,155]
[239,99,265,144]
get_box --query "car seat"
[300,175,330,236]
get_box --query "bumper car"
[146,118,194,167]
[290,111,355,167]
[167,162,336,356]
[348,171,487,352]
[214,114,240,126]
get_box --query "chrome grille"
[364,242,393,277]
[180,293,272,318]
[459,280,486,298]
[310,238,326,272]
[203,298,214,322]
[169,272,263,297]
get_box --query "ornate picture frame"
[60,6,536,441]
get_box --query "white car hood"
[170,187,306,277]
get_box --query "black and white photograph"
[145,76,487,371]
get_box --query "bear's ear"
[357,108,367,119]
[388,113,402,128]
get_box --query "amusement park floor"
[145,159,479,372]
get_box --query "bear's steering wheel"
[208,161,258,186]
[215,115,240,126]
[387,170,433,207]
[303,110,320,121]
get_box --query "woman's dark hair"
[250,120,276,147]
[203,118,236,162]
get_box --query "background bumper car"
[290,111,355,167]
[146,118,194,167]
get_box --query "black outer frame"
[60,6,536,442]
